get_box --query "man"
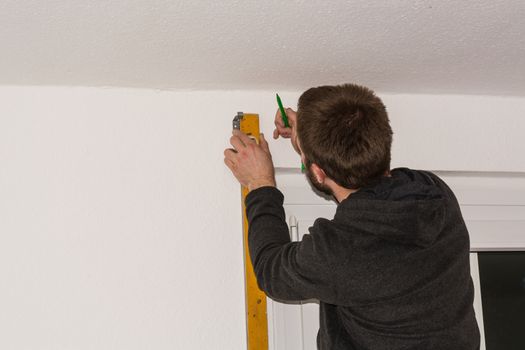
[224,84,480,349]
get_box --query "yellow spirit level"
[232,112,268,350]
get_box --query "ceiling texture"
[1,0,524,95]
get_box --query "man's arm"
[224,124,336,301]
[245,186,337,302]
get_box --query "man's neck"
[328,182,359,203]
[327,170,392,203]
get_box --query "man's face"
[304,162,333,197]
[295,122,333,196]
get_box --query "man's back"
[226,83,481,349]
[246,168,480,349]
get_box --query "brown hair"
[297,84,393,189]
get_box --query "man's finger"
[224,148,238,161]
[230,135,245,151]
[224,157,235,170]
[275,108,285,128]
[233,129,256,145]
[275,125,291,138]
[285,108,297,128]
[260,133,270,153]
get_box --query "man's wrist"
[248,178,276,192]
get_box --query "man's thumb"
[260,133,270,152]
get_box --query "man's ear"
[310,163,327,184]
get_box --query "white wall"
[0,87,252,350]
[0,86,524,350]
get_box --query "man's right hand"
[273,108,301,154]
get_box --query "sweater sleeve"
[245,186,336,302]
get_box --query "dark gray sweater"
[246,168,480,349]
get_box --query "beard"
[304,166,333,197]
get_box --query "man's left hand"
[224,130,276,191]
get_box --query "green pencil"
[276,93,290,128]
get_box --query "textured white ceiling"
[1,0,524,95]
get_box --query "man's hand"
[273,108,301,155]
[224,130,276,191]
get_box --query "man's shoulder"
[393,167,454,196]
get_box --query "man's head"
[296,84,393,190]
